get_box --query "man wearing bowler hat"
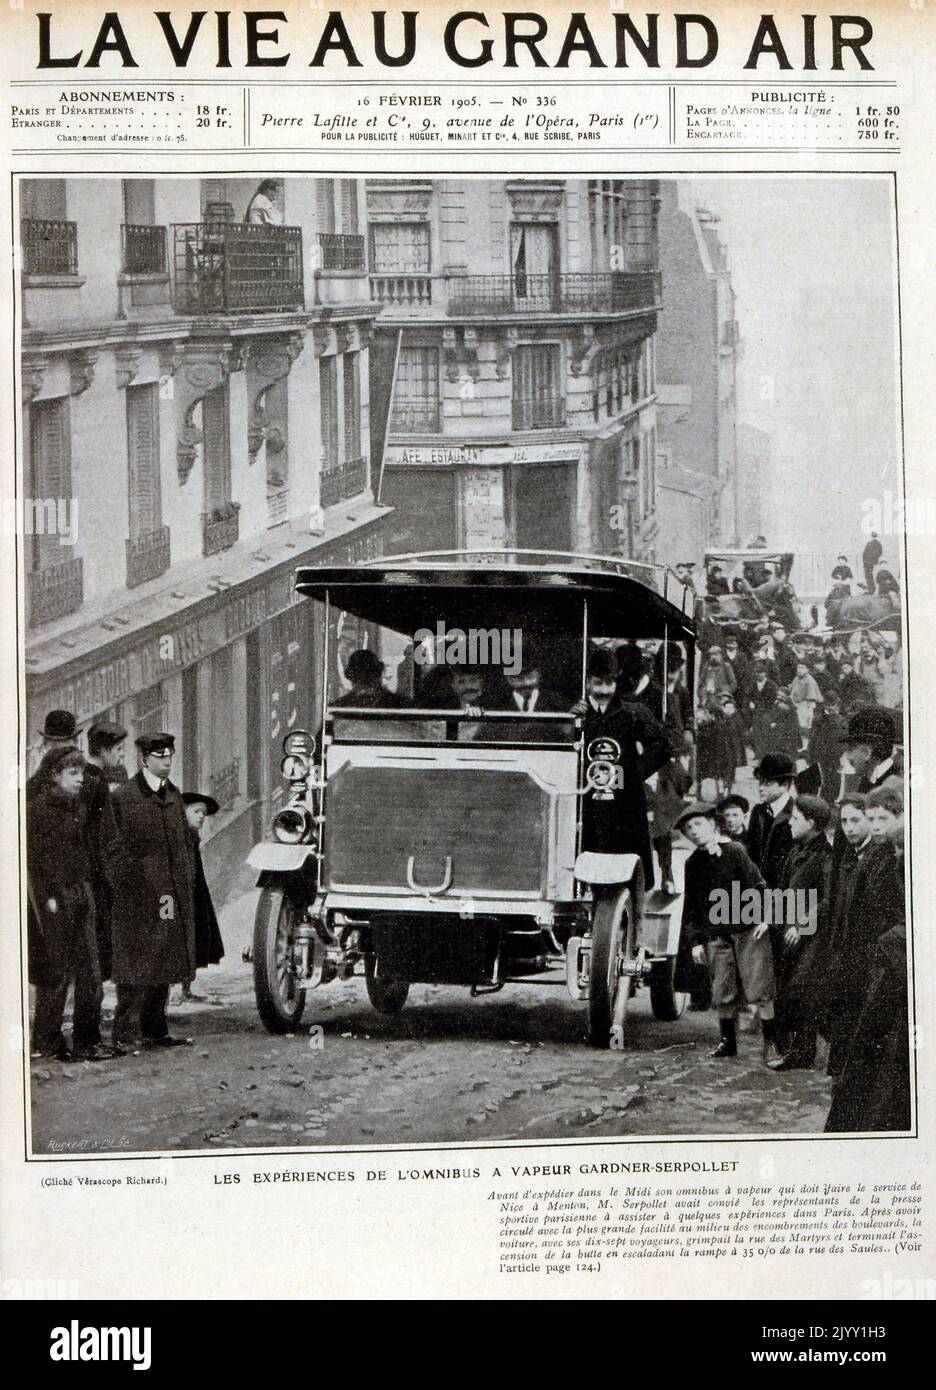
[744,753,796,889]
[27,710,80,799]
[840,706,899,796]
[107,733,196,1051]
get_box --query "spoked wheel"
[365,956,410,1015]
[588,873,642,1049]
[253,886,307,1034]
[649,957,689,1021]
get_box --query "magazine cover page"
[0,0,933,1326]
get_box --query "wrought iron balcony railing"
[173,223,303,314]
[511,396,566,431]
[26,557,83,628]
[318,232,366,272]
[21,218,78,277]
[320,456,368,508]
[389,397,441,433]
[126,525,171,588]
[370,273,433,307]
[449,270,661,317]
[202,501,240,556]
[122,223,168,276]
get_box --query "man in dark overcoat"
[107,733,196,1050]
[573,648,674,889]
[744,753,796,889]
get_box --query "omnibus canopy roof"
[294,550,698,643]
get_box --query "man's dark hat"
[674,800,718,833]
[794,763,823,796]
[717,793,750,815]
[344,649,384,682]
[753,753,795,781]
[135,731,175,755]
[841,706,897,745]
[88,720,127,750]
[587,648,618,682]
[182,791,220,816]
[615,643,645,684]
[42,709,78,741]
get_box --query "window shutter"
[316,179,336,234]
[319,357,338,471]
[29,399,71,571]
[23,179,67,222]
[340,180,358,234]
[127,383,161,539]
[342,353,360,461]
[123,179,156,226]
[202,384,231,514]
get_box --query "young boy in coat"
[676,802,779,1063]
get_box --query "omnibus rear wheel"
[365,956,410,1015]
[649,957,689,1021]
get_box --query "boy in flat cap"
[676,802,779,1062]
[107,733,196,1051]
[716,793,749,843]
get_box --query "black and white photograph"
[17,172,909,1156]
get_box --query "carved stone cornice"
[171,341,235,485]
[69,349,98,397]
[21,354,47,403]
[114,344,143,390]
[366,182,433,222]
[506,181,564,222]
[491,326,520,381]
[311,324,333,357]
[443,326,481,384]
[570,324,601,377]
[244,333,304,463]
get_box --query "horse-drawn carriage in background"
[246,549,699,1048]
[701,547,800,633]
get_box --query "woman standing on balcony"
[244,179,283,226]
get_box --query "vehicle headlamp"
[587,737,621,763]
[283,729,316,757]
[280,752,311,781]
[586,760,620,798]
[272,805,313,844]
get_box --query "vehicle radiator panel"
[323,765,546,893]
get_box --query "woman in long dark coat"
[27,747,104,1061]
[180,793,225,1000]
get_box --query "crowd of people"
[27,713,224,1063]
[24,540,909,1135]
[662,539,908,1132]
